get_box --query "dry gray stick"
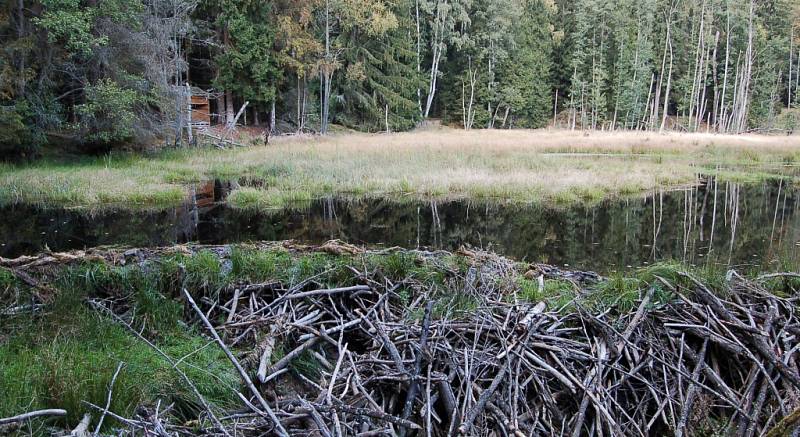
[0,409,67,425]
[70,414,91,437]
[94,361,125,436]
[458,360,510,434]
[675,339,708,437]
[183,288,289,437]
[399,300,435,436]
[281,285,371,302]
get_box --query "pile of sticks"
[4,244,800,436]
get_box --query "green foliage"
[1,0,798,153]
[35,0,143,56]
[36,0,106,55]
[230,246,292,282]
[775,108,800,131]
[76,79,143,145]
[1,256,241,430]
[504,0,555,128]
[335,0,422,131]
[367,252,447,286]
[214,0,280,108]
[0,102,44,158]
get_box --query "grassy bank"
[1,129,799,209]
[1,243,798,434]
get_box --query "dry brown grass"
[1,128,798,209]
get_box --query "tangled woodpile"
[2,243,800,436]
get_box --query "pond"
[1,177,797,272]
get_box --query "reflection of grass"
[1,129,798,210]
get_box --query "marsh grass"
[0,280,240,430]
[510,260,753,314]
[1,129,798,209]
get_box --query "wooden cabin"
[188,87,212,131]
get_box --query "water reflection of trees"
[232,178,797,272]
[1,178,796,272]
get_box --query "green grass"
[516,277,579,309]
[0,285,239,432]
[1,129,798,210]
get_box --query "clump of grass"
[153,250,228,297]
[230,246,291,282]
[0,266,19,294]
[589,274,642,313]
[431,291,481,318]
[289,350,323,380]
[515,277,578,310]
[0,307,239,429]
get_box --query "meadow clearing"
[1,128,799,209]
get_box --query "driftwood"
[0,409,67,425]
[3,244,800,436]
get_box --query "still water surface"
[1,177,797,272]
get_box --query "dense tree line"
[1,0,798,156]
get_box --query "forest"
[1,0,799,157]
[5,2,800,436]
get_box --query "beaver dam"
[2,242,799,436]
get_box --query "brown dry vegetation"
[1,128,798,209]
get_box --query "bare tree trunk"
[642,73,655,129]
[424,0,449,118]
[270,100,276,133]
[625,29,641,129]
[225,90,234,127]
[570,67,577,130]
[796,47,800,103]
[553,90,558,127]
[718,4,731,131]
[461,58,477,130]
[185,84,192,145]
[415,0,423,116]
[659,1,677,132]
[301,75,308,132]
[660,37,674,132]
[688,1,706,131]
[173,19,185,147]
[611,40,624,131]
[487,40,496,129]
[734,0,755,133]
[320,0,333,134]
[652,8,669,130]
[711,30,720,130]
[789,26,794,109]
[729,54,742,130]
[296,73,302,130]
